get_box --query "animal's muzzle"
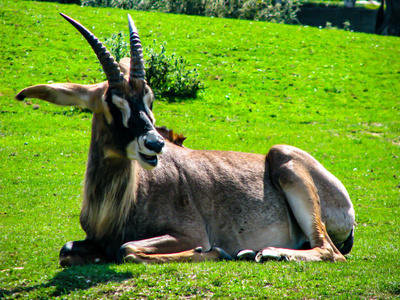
[141,130,165,155]
[145,137,165,154]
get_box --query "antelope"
[16,13,355,266]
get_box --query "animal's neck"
[81,114,139,241]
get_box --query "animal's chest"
[124,188,201,240]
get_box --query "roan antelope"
[16,14,355,266]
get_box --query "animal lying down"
[16,13,355,266]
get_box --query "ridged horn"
[60,13,124,88]
[127,14,145,81]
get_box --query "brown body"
[80,135,355,263]
[16,14,355,266]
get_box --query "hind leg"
[262,145,349,262]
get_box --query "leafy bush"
[81,0,302,24]
[145,41,203,100]
[103,31,130,62]
[103,33,203,101]
[205,0,243,18]
[251,0,302,24]
[81,0,173,11]
[81,0,110,7]
[35,0,81,4]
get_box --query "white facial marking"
[103,102,113,125]
[111,95,131,128]
[143,91,155,123]
[126,138,158,170]
[126,138,139,160]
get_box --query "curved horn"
[60,13,124,88]
[127,14,145,81]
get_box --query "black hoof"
[208,246,233,261]
[237,249,256,261]
[59,240,107,267]
[194,246,203,253]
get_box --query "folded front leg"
[119,235,232,264]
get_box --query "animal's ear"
[119,57,130,77]
[15,82,109,113]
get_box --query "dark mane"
[156,126,186,147]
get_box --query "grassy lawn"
[1,0,399,298]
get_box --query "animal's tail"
[336,228,354,255]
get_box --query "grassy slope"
[0,0,399,298]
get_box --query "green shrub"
[81,0,301,24]
[81,0,171,11]
[205,0,243,18]
[252,0,302,24]
[81,0,110,7]
[35,0,81,4]
[103,31,130,62]
[103,34,203,101]
[145,41,203,100]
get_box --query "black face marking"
[105,89,156,153]
[139,111,153,131]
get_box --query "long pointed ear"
[15,82,108,113]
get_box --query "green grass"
[1,0,399,298]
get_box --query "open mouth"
[139,152,158,167]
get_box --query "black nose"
[144,138,165,154]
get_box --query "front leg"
[119,235,232,264]
[59,239,108,267]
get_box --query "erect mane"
[156,126,186,147]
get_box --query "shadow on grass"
[1,264,134,298]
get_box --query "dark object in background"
[36,0,81,4]
[375,0,400,36]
